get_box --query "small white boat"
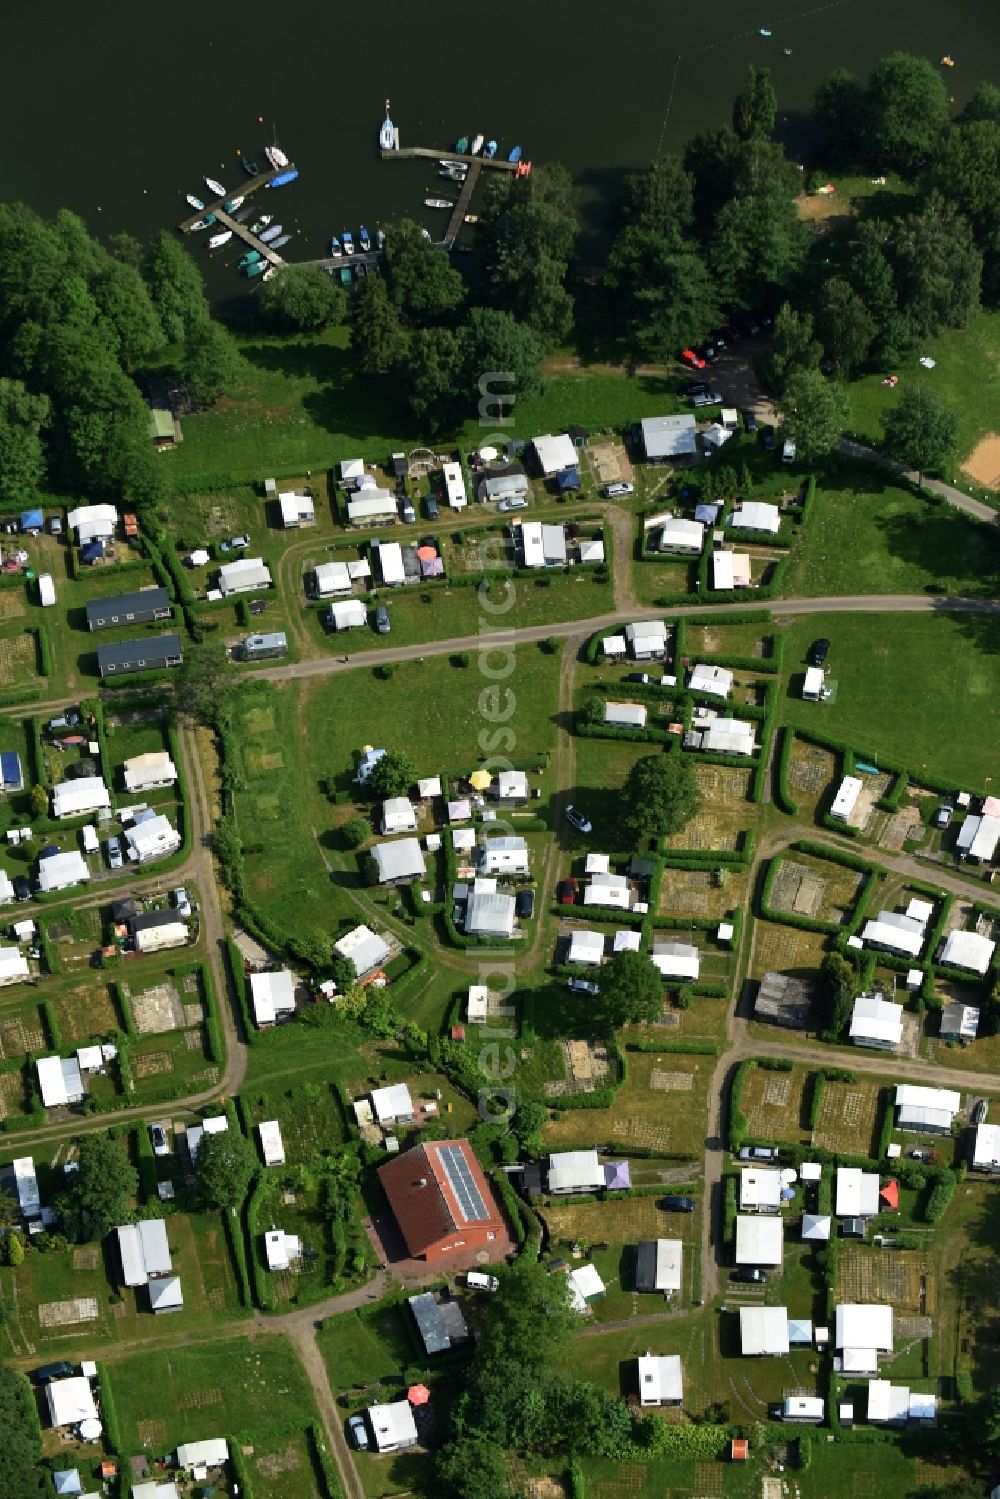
[271,234,292,249]
[205,177,227,198]
[425,198,453,209]
[265,146,289,170]
[330,236,343,257]
[470,133,484,156]
[251,215,272,235]
[379,100,395,151]
[225,195,245,211]
[207,230,233,250]
[186,194,205,211]
[262,266,277,282]
[260,223,283,243]
[376,227,385,249]
[189,218,211,232]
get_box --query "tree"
[592,950,663,1031]
[92,260,166,369]
[474,164,579,344]
[864,52,950,173]
[197,1127,256,1211]
[604,230,719,361]
[0,1188,18,1229]
[619,156,694,241]
[851,228,908,363]
[781,369,849,462]
[366,749,417,800]
[0,1362,43,1499]
[961,81,1000,125]
[54,1133,137,1242]
[928,122,1000,302]
[383,218,465,321]
[342,816,371,848]
[762,303,821,394]
[5,1233,23,1267]
[142,231,211,344]
[436,1437,510,1499]
[349,276,408,373]
[732,66,777,141]
[257,265,347,333]
[182,318,246,404]
[401,326,465,426]
[477,1256,578,1371]
[458,308,545,402]
[892,194,982,338]
[0,379,49,505]
[329,955,356,990]
[881,386,960,484]
[812,68,867,166]
[622,752,701,843]
[818,952,856,1040]
[709,184,807,308]
[173,639,239,730]
[511,1099,548,1149]
[815,278,875,376]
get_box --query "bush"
[924,1173,957,1222]
[343,817,370,848]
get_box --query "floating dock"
[177,165,296,267]
[442,161,482,248]
[380,145,518,171]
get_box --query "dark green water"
[5,0,993,291]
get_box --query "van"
[374,605,391,635]
[604,482,635,498]
[467,1270,499,1292]
[80,825,99,855]
[401,499,416,523]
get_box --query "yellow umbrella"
[469,769,492,790]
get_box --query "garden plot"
[588,441,633,485]
[787,737,836,812]
[50,982,119,1046]
[664,765,753,854]
[812,1079,882,1157]
[769,854,863,925]
[242,1081,347,1162]
[129,979,186,1036]
[38,1297,99,1328]
[543,1195,691,1251]
[836,1243,928,1315]
[686,623,773,660]
[658,864,749,921]
[544,1049,710,1157]
[545,1039,614,1098]
[0,632,37,685]
[0,1009,44,1059]
[750,921,828,983]
[250,1432,319,1499]
[741,1066,811,1145]
[0,590,26,621]
[880,803,923,852]
[0,1069,26,1119]
[849,772,892,832]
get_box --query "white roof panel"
[735,1214,783,1265]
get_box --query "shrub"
[343,817,370,848]
[924,1173,956,1222]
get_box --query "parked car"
[782,438,797,464]
[149,1123,169,1157]
[972,1098,990,1125]
[741,410,758,434]
[13,875,31,902]
[34,1362,76,1384]
[739,1145,779,1161]
[220,533,250,552]
[558,877,578,905]
[933,803,954,829]
[731,1267,767,1284]
[809,638,830,667]
[681,380,709,398]
[467,1270,499,1291]
[568,976,600,995]
[424,496,440,519]
[106,836,123,870]
[681,347,706,369]
[48,516,63,536]
[48,713,80,732]
[565,804,592,834]
[400,500,416,523]
[604,482,635,497]
[623,672,654,685]
[661,1195,696,1213]
[172,886,192,917]
[699,343,720,363]
[760,425,776,451]
[347,1415,369,1451]
[691,391,723,408]
[248,598,269,615]
[374,605,391,635]
[515,888,535,920]
[498,496,528,512]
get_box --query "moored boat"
[205,177,227,198]
[455,136,470,154]
[265,145,289,170]
[339,266,353,286]
[330,236,343,257]
[359,225,371,251]
[189,218,210,232]
[239,249,262,268]
[356,262,368,279]
[508,145,522,163]
[260,224,283,243]
[470,133,484,156]
[376,227,385,249]
[233,207,253,223]
[266,169,299,188]
[186,194,205,211]
[379,100,395,151]
[242,155,260,175]
[245,260,267,278]
[484,140,498,159]
[223,196,245,212]
[262,266,276,282]
[251,215,272,235]
[270,235,292,249]
[342,231,354,253]
[207,230,233,250]
[424,198,453,209]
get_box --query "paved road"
[837,438,997,523]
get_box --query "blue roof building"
[557,467,581,491]
[20,508,43,533]
[0,751,22,791]
[80,540,105,566]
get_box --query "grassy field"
[318,1299,415,1390]
[740,1064,812,1146]
[542,1047,713,1159]
[778,611,1000,786]
[247,1428,322,1499]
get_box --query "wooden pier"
[176,164,292,232]
[205,207,286,267]
[442,160,482,248]
[380,145,518,171]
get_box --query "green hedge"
[875,1093,894,1159]
[96,1362,123,1452]
[307,1421,345,1499]
[729,1059,753,1149]
[228,1438,256,1498]
[626,1039,721,1055]
[40,1000,61,1052]
[135,1118,159,1202]
[491,1168,527,1247]
[226,937,256,1043]
[224,1204,252,1306]
[925,1173,957,1222]
[34,623,53,678]
[723,1174,737,1244]
[774,727,799,816]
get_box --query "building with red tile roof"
[378,1138,505,1261]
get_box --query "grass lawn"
[799,1444,926,1499]
[250,1168,371,1308]
[784,477,1000,597]
[242,1079,347,1162]
[108,1334,318,1451]
[542,1048,712,1159]
[540,1196,700,1317]
[318,1299,415,1391]
[777,612,1000,787]
[248,1428,321,1499]
[740,1064,812,1147]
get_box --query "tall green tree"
[349,276,409,373]
[474,163,579,345]
[197,1127,256,1211]
[0,1188,18,1229]
[892,194,982,338]
[815,278,876,376]
[402,326,464,425]
[781,368,849,462]
[961,81,1000,125]
[812,68,867,166]
[0,1363,43,1498]
[762,303,821,393]
[864,52,950,173]
[257,265,348,333]
[732,66,777,141]
[383,218,465,321]
[174,639,239,730]
[142,231,211,344]
[621,753,701,843]
[710,183,806,309]
[92,259,166,369]
[0,380,49,505]
[54,1133,138,1243]
[619,155,695,241]
[182,318,246,404]
[436,1437,510,1499]
[591,950,663,1031]
[851,228,907,363]
[366,749,417,800]
[928,122,1000,302]
[605,231,719,360]
[458,308,545,401]
[881,385,960,484]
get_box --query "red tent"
[879,1180,899,1211]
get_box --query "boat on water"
[265,145,289,170]
[425,198,453,209]
[189,218,210,232]
[239,249,262,268]
[470,133,484,156]
[270,235,292,249]
[251,215,272,234]
[267,169,299,188]
[260,224,283,243]
[262,266,276,282]
[186,193,205,211]
[508,145,522,163]
[330,236,343,257]
[223,196,245,213]
[339,266,353,286]
[356,262,368,279]
[377,226,385,249]
[484,140,498,159]
[233,207,253,223]
[205,177,227,198]
[207,230,233,250]
[359,226,371,251]
[379,100,395,151]
[464,214,479,225]
[419,227,431,241]
[455,136,470,154]
[343,231,354,253]
[242,155,260,176]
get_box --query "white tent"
[532,432,577,475]
[651,941,699,981]
[258,1120,285,1166]
[548,1150,603,1194]
[568,929,604,965]
[739,1306,789,1356]
[52,778,110,819]
[314,561,353,596]
[46,1376,98,1427]
[835,1168,880,1218]
[730,502,780,534]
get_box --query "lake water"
[4,0,994,299]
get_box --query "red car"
[681,348,706,369]
[558,877,578,905]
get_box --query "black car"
[699,344,720,364]
[742,410,758,434]
[809,638,830,667]
[13,875,31,902]
[760,425,776,452]
[34,1361,75,1383]
[425,496,440,519]
[661,1195,696,1213]
[681,380,709,398]
[972,1098,990,1126]
[933,803,954,829]
[515,888,535,920]
[731,1268,767,1284]
[623,672,655,685]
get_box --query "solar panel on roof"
[438,1144,488,1221]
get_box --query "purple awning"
[604,1160,631,1191]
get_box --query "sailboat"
[207,230,233,250]
[379,99,395,151]
[205,177,227,198]
[186,194,205,211]
[470,134,484,156]
[359,225,371,251]
[376,226,385,250]
[484,140,498,159]
[265,145,289,170]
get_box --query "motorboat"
[224,196,245,212]
[262,266,276,282]
[330,236,343,257]
[205,177,227,198]
[376,226,385,249]
[342,231,354,253]
[267,169,299,188]
[484,140,498,159]
[380,100,395,151]
[239,249,262,268]
[233,207,253,223]
[419,227,431,241]
[508,145,522,163]
[251,215,272,234]
[265,145,289,170]
[470,134,484,156]
[356,261,368,278]
[359,225,371,251]
[270,235,292,249]
[245,261,267,278]
[189,218,210,232]
[207,230,233,250]
[186,194,205,211]
[242,155,260,175]
[260,224,283,243]
[424,198,453,209]
[455,136,469,154]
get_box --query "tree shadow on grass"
[875,508,1000,597]
[241,339,426,445]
